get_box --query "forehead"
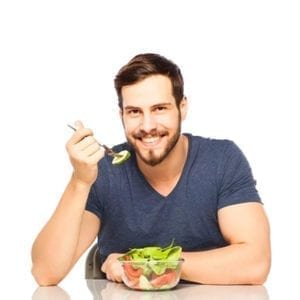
[121,75,175,108]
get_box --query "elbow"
[248,254,271,285]
[31,264,64,286]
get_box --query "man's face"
[120,75,187,166]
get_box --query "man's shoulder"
[187,133,235,153]
[186,134,246,168]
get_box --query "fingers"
[66,121,99,155]
[82,141,101,156]
[101,254,124,283]
[74,137,105,163]
[86,147,105,164]
[74,120,84,129]
[74,136,99,156]
[106,272,123,283]
[107,273,123,283]
[66,121,105,185]
[67,127,94,147]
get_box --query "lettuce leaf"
[118,241,182,275]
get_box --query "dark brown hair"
[114,53,184,109]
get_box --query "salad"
[118,242,183,290]
[112,150,131,165]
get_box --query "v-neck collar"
[132,133,193,199]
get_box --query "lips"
[131,129,169,151]
[141,136,160,144]
[137,133,167,148]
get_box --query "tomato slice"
[150,270,177,288]
[123,263,143,278]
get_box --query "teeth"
[142,136,159,144]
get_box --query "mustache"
[132,129,168,139]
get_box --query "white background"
[0,0,299,299]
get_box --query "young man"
[31,53,271,286]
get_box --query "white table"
[32,279,269,299]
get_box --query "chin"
[138,150,169,166]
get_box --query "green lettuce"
[118,241,182,275]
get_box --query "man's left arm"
[181,202,271,284]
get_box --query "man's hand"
[101,253,124,283]
[66,120,105,187]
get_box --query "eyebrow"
[124,102,173,110]
[124,105,140,111]
[152,102,173,109]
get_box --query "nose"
[139,113,157,133]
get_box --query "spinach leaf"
[118,241,182,275]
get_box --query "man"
[31,53,271,286]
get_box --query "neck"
[136,134,189,184]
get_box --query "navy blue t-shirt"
[86,134,261,263]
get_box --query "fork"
[67,124,121,158]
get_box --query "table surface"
[32,279,269,299]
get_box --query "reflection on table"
[32,285,70,300]
[32,279,269,300]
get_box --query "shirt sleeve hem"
[217,197,263,210]
[85,206,102,220]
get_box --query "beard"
[126,114,182,166]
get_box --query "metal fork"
[67,124,121,158]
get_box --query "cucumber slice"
[112,150,131,165]
[138,275,153,290]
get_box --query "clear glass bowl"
[120,259,184,291]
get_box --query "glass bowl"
[120,259,184,291]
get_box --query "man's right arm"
[31,121,105,286]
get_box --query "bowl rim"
[119,258,184,263]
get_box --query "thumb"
[74,120,84,130]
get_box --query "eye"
[127,109,141,117]
[154,106,167,113]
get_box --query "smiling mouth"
[136,134,167,147]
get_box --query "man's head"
[115,53,187,166]
[114,53,184,110]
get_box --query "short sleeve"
[85,159,111,220]
[217,141,261,210]
[85,184,104,220]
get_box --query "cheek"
[123,118,138,134]
[159,114,179,128]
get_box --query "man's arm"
[181,202,271,284]
[31,121,104,286]
[31,180,100,286]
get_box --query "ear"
[179,96,188,120]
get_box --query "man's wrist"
[69,174,93,192]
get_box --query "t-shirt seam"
[215,140,232,195]
[217,198,262,210]
[86,185,103,220]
